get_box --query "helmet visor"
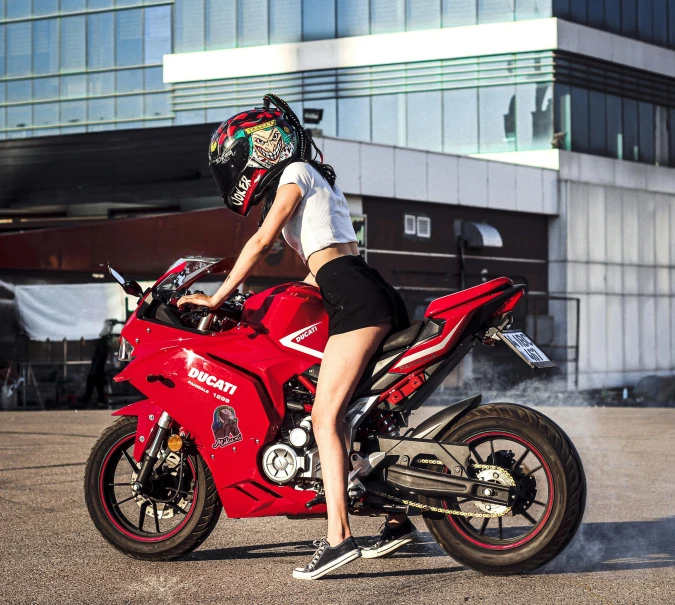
[209,138,250,210]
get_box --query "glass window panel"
[372,94,403,146]
[302,97,337,137]
[34,77,59,100]
[145,92,171,118]
[479,85,516,152]
[88,98,114,123]
[7,105,32,130]
[270,0,302,43]
[621,0,636,37]
[88,0,113,8]
[603,0,621,33]
[7,23,32,77]
[552,0,570,19]
[407,0,442,31]
[622,97,638,161]
[61,74,86,98]
[443,88,478,153]
[116,0,138,6]
[238,0,268,46]
[0,26,5,78]
[605,93,622,159]
[33,103,59,128]
[175,0,205,52]
[655,105,669,165]
[62,100,86,125]
[670,109,675,167]
[442,0,477,26]
[638,101,654,164]
[145,6,172,63]
[371,0,405,34]
[33,19,59,75]
[553,83,570,149]
[516,0,553,20]
[144,66,166,90]
[337,0,369,37]
[337,96,370,141]
[569,0,587,21]
[175,109,206,125]
[653,0,668,46]
[588,0,603,26]
[6,0,29,18]
[637,0,653,42]
[117,95,144,120]
[570,86,588,153]
[516,82,552,151]
[7,80,30,102]
[117,69,144,92]
[61,17,86,72]
[88,13,114,69]
[116,10,143,66]
[588,89,606,155]
[478,0,515,24]
[303,0,336,40]
[88,71,115,95]
[33,0,59,15]
[0,82,4,103]
[407,91,442,151]
[61,0,86,11]
[206,0,236,49]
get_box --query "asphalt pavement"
[0,405,673,605]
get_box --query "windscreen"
[154,258,221,293]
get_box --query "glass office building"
[1,0,675,167]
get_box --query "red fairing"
[424,277,512,318]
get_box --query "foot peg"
[305,494,326,509]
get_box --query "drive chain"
[371,460,516,519]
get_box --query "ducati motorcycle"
[85,257,586,574]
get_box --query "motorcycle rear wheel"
[421,402,586,575]
[84,416,222,561]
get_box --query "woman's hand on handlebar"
[176,292,215,310]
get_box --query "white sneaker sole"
[292,548,361,580]
[361,532,417,559]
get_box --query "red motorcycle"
[85,257,586,574]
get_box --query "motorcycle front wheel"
[84,416,222,561]
[421,402,586,575]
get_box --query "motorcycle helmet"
[209,101,299,216]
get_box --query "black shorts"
[315,255,410,336]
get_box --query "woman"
[177,95,416,580]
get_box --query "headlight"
[118,336,135,361]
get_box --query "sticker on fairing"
[211,405,243,449]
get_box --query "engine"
[260,378,320,487]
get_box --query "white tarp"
[14,283,129,341]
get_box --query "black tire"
[421,403,586,575]
[84,416,222,561]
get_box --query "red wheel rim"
[98,435,198,543]
[445,431,554,551]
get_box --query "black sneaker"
[292,537,361,580]
[361,519,418,559]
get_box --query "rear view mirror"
[108,264,144,298]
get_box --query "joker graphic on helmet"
[244,120,295,169]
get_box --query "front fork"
[131,411,172,494]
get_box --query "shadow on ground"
[190,518,675,576]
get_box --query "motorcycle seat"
[381,321,424,353]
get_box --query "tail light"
[491,289,524,318]
[118,336,135,361]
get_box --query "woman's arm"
[177,183,303,309]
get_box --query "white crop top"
[278,162,357,264]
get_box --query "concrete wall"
[550,152,675,389]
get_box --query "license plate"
[497,330,557,369]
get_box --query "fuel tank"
[242,282,329,362]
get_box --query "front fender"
[411,394,482,440]
[112,400,164,463]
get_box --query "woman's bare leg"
[312,324,391,547]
